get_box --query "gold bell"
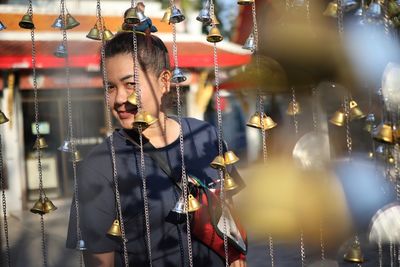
[286,100,301,116]
[372,123,393,144]
[323,1,338,17]
[246,112,262,129]
[65,13,80,30]
[144,112,158,126]
[30,198,45,215]
[86,25,101,40]
[343,240,364,263]
[69,150,83,163]
[224,151,239,165]
[187,194,201,212]
[0,110,9,124]
[133,111,149,129]
[107,219,122,237]
[127,93,137,106]
[210,155,226,169]
[349,100,365,120]
[124,7,140,25]
[103,28,114,41]
[224,173,239,191]
[207,25,223,43]
[19,13,35,29]
[33,137,48,149]
[261,115,277,130]
[329,108,346,127]
[42,197,57,213]
[161,7,172,23]
[237,0,254,5]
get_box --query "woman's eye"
[126,82,135,89]
[107,85,116,92]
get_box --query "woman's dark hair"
[104,31,170,77]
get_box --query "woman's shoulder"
[182,117,215,132]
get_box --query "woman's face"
[105,53,170,129]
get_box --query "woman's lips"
[117,110,136,119]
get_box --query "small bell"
[237,0,254,5]
[329,108,346,127]
[58,140,73,152]
[172,197,186,214]
[207,25,223,43]
[107,219,122,237]
[54,43,68,58]
[224,173,239,191]
[349,100,365,120]
[196,0,212,24]
[124,7,140,25]
[161,7,172,23]
[187,194,201,212]
[42,197,57,213]
[246,112,262,129]
[30,198,45,215]
[323,1,338,17]
[0,21,6,31]
[133,111,148,129]
[127,93,138,106]
[76,239,87,251]
[103,28,114,41]
[136,10,149,23]
[372,123,393,144]
[364,113,375,132]
[171,67,187,84]
[261,115,277,130]
[69,150,83,163]
[210,155,226,169]
[65,13,80,30]
[0,110,9,124]
[343,239,364,263]
[33,137,48,149]
[242,32,255,50]
[19,13,35,29]
[51,15,64,29]
[366,2,382,18]
[286,100,301,116]
[86,25,101,40]
[169,6,185,24]
[224,151,239,165]
[343,0,358,12]
[144,112,158,126]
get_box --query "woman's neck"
[142,113,180,148]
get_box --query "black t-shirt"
[66,117,244,267]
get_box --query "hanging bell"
[19,13,35,29]
[323,1,338,18]
[127,93,138,106]
[224,151,239,165]
[58,139,73,152]
[69,150,83,163]
[343,240,364,263]
[349,100,365,120]
[366,2,382,18]
[286,100,301,116]
[329,108,346,127]
[343,0,358,12]
[0,110,9,124]
[210,155,226,169]
[172,197,186,214]
[196,0,212,24]
[171,67,187,84]
[107,219,122,237]
[224,173,239,191]
[237,0,254,5]
[76,239,87,251]
[246,112,262,129]
[144,112,158,126]
[0,21,6,31]
[30,198,45,215]
[207,25,223,43]
[364,113,375,132]
[161,7,172,23]
[33,137,48,149]
[65,13,80,30]
[103,28,114,41]
[133,111,148,129]
[124,7,140,25]
[261,115,277,130]
[86,25,101,40]
[187,194,201,212]
[372,123,393,144]
[242,32,255,51]
[169,6,185,24]
[51,15,64,29]
[54,43,68,58]
[136,10,149,23]
[42,197,57,213]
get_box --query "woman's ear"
[159,70,171,94]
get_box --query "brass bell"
[19,13,35,29]
[237,0,254,5]
[366,2,382,18]
[65,13,80,30]
[323,1,338,18]
[224,150,239,165]
[171,67,187,84]
[0,21,6,31]
[329,108,346,127]
[169,6,185,24]
[286,100,301,116]
[343,240,364,263]
[144,112,158,126]
[103,28,114,41]
[69,150,83,163]
[133,111,148,129]
[58,140,73,152]
[30,198,45,215]
[0,110,9,124]
[349,100,365,120]
[51,15,64,29]
[76,239,87,251]
[54,43,68,58]
[127,93,138,106]
[207,25,223,43]
[196,0,212,24]
[242,32,255,51]
[42,197,57,213]
[107,219,122,237]
[161,7,172,23]
[246,112,262,129]
[124,7,140,25]
[86,25,101,40]
[172,197,186,214]
[224,173,239,191]
[372,123,393,144]
[187,194,201,212]
[33,137,48,149]
[210,155,226,169]
[261,115,277,130]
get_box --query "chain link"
[378,239,383,267]
[383,0,390,36]
[300,230,306,267]
[291,87,299,135]
[390,240,394,267]
[305,0,311,23]
[311,87,318,132]
[131,30,142,112]
[337,0,344,36]
[251,1,259,52]
[344,97,352,159]
[319,222,325,261]
[0,135,11,267]
[269,235,275,267]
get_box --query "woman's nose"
[115,87,128,105]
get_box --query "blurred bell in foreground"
[161,7,172,23]
[369,203,400,244]
[343,237,364,263]
[381,62,400,109]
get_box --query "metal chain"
[344,97,352,159]
[383,0,390,36]
[311,87,318,132]
[305,0,311,23]
[394,144,400,201]
[0,135,11,267]
[398,246,400,267]
[291,87,299,135]
[98,1,129,265]
[379,240,383,267]
[391,240,394,267]
[251,1,259,52]
[337,0,344,36]
[131,30,142,112]
[300,230,306,267]
[319,222,325,261]
[269,235,275,267]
